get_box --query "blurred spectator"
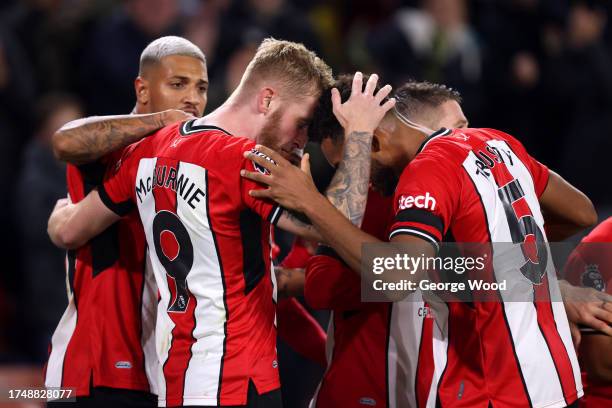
[213,0,322,75]
[547,1,612,205]
[477,0,566,165]
[14,94,82,362]
[183,0,232,69]
[367,0,484,122]
[79,0,182,115]
[204,38,259,108]
[0,28,37,331]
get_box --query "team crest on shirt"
[581,264,606,291]
[250,148,277,175]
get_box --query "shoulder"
[583,217,612,243]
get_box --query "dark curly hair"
[308,74,381,144]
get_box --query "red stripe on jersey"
[460,169,533,407]
[534,279,579,405]
[483,140,577,401]
[511,198,531,220]
[153,159,198,406]
[415,313,434,408]
[475,155,537,407]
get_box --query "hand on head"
[331,72,395,135]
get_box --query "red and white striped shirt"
[390,127,583,408]
[306,189,437,408]
[45,152,158,397]
[99,119,283,407]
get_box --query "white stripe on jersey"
[389,228,440,251]
[136,159,228,406]
[462,142,581,407]
[388,295,427,408]
[309,312,336,408]
[45,293,77,393]
[489,140,583,401]
[176,162,225,404]
[429,305,449,408]
[141,252,159,396]
[133,158,171,404]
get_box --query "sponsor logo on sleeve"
[398,192,437,211]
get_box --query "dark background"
[1,0,611,406]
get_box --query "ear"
[373,126,392,152]
[371,127,392,163]
[135,77,149,106]
[256,87,275,114]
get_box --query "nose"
[183,86,202,108]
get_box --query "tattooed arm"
[274,131,372,242]
[52,109,193,165]
[275,267,306,298]
[276,211,323,242]
[324,130,373,227]
[321,73,392,227]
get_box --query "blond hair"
[240,38,333,98]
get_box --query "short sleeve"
[563,240,611,294]
[241,147,284,224]
[389,152,461,250]
[501,131,550,197]
[526,156,549,197]
[98,147,136,216]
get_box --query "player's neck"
[398,125,429,164]
[133,103,149,115]
[198,102,261,140]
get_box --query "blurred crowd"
[1,0,611,404]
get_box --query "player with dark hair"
[241,72,596,407]
[45,36,206,407]
[303,76,468,408]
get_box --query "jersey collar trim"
[416,128,452,155]
[180,119,233,136]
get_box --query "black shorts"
[47,386,157,408]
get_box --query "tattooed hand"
[275,267,305,298]
[324,73,394,226]
[241,145,319,214]
[161,109,195,126]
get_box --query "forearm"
[47,203,75,248]
[324,130,373,226]
[52,112,167,164]
[304,193,380,272]
[47,190,121,249]
[275,267,305,298]
[539,171,597,240]
[580,335,612,382]
[544,212,589,241]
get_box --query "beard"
[370,158,399,197]
[257,109,285,155]
[258,108,303,165]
